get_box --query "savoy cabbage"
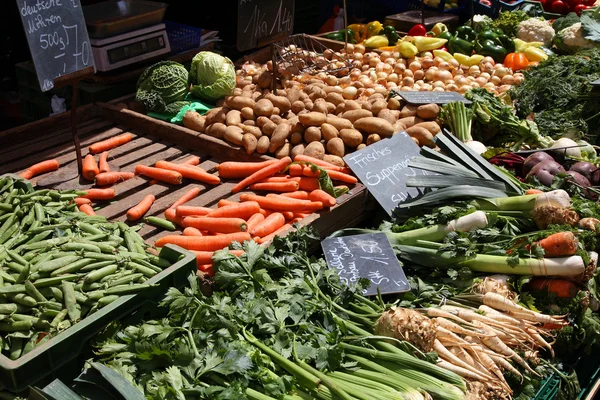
[135,61,189,114]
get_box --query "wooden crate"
[0,103,368,245]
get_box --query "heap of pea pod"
[0,175,173,360]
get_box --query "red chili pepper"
[408,24,427,37]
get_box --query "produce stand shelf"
[0,102,369,246]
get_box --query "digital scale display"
[107,35,166,65]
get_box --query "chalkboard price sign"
[322,232,410,296]
[344,132,432,216]
[16,0,95,92]
[395,91,471,105]
[237,0,295,51]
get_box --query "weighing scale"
[90,23,171,72]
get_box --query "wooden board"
[0,104,368,245]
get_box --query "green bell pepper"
[437,31,454,41]
[477,39,507,63]
[448,36,474,55]
[325,29,357,44]
[382,25,399,46]
[477,30,498,41]
[497,34,515,54]
[456,26,477,42]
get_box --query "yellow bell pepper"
[363,35,389,48]
[523,46,548,62]
[414,37,447,52]
[348,24,366,41]
[397,42,419,58]
[514,39,544,53]
[431,23,448,37]
[453,53,484,66]
[366,21,383,38]
[433,50,454,62]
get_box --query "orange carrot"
[246,213,265,233]
[192,249,245,265]
[155,232,252,251]
[309,189,336,208]
[302,166,321,178]
[81,188,115,200]
[249,181,300,192]
[94,172,135,186]
[297,177,320,192]
[239,193,309,212]
[294,154,345,171]
[182,217,248,233]
[82,155,99,181]
[281,211,294,220]
[258,224,294,244]
[232,157,292,194]
[169,187,201,209]
[287,164,304,176]
[327,170,358,184]
[183,227,203,237]
[526,189,544,195]
[198,264,215,277]
[19,159,60,180]
[527,278,577,299]
[280,191,310,200]
[259,176,301,183]
[126,194,155,221]
[300,201,324,212]
[290,217,304,223]
[251,212,286,237]
[135,165,182,185]
[164,208,183,226]
[206,201,260,219]
[98,152,110,173]
[218,199,238,208]
[89,133,134,154]
[73,197,91,206]
[293,212,312,219]
[176,205,213,218]
[155,160,220,185]
[78,203,95,216]
[537,232,578,257]
[216,160,279,179]
[182,156,201,166]
[259,209,269,217]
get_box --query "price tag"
[16,0,95,91]
[395,91,471,105]
[237,0,295,51]
[322,232,410,296]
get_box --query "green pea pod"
[144,216,176,231]
[98,295,119,307]
[62,281,80,322]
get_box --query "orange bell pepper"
[503,53,529,72]
[347,23,366,41]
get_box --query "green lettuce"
[189,51,236,103]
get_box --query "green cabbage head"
[136,61,189,114]
[189,51,236,103]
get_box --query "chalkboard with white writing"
[395,91,471,105]
[344,132,432,216]
[322,232,410,296]
[16,0,94,92]
[237,0,294,51]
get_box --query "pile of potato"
[182,85,442,164]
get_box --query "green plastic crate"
[0,245,196,394]
[534,373,561,400]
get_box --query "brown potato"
[339,129,363,148]
[257,136,270,154]
[274,143,291,159]
[326,116,353,131]
[393,121,408,134]
[312,101,328,114]
[268,123,291,153]
[256,116,271,128]
[406,126,435,147]
[242,133,258,154]
[342,109,372,124]
[304,127,322,143]
[287,88,301,104]
[323,154,345,168]
[206,123,226,139]
[254,99,274,117]
[335,102,346,115]
[224,126,244,146]
[326,92,344,106]
[357,143,367,150]
[353,117,394,138]
[366,134,381,145]
[205,107,227,125]
[325,102,336,114]
[240,124,262,139]
[291,100,305,114]
[361,102,372,112]
[377,109,397,125]
[261,121,277,137]
[257,70,272,89]
[288,117,304,135]
[182,111,206,133]
[303,99,314,111]
[398,116,425,128]
[387,97,401,110]
[291,144,306,159]
[290,132,304,146]
[399,104,419,118]
[371,100,387,115]
[225,96,255,110]
[272,107,281,116]
[265,94,291,114]
[308,88,326,102]
[344,100,361,111]
[326,137,345,157]
[416,104,440,120]
[226,110,242,126]
[240,107,255,120]
[321,123,339,141]
[413,121,441,135]
[270,115,283,124]
[243,120,256,127]
[298,112,327,127]
[304,141,325,159]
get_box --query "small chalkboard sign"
[16,0,95,92]
[237,0,295,51]
[344,132,431,216]
[395,91,471,105]
[322,232,410,296]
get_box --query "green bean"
[57,319,71,330]
[27,220,41,232]
[104,283,153,296]
[0,285,26,295]
[98,295,119,307]
[42,308,60,318]
[28,223,71,234]
[20,208,34,228]
[61,281,80,322]
[79,282,102,292]
[136,259,163,273]
[107,235,124,244]
[0,320,33,332]
[0,213,12,223]
[21,237,68,251]
[145,216,176,231]
[50,258,94,276]
[38,255,80,273]
[51,310,68,328]
[0,203,12,212]
[15,303,36,314]
[9,337,24,359]
[47,287,63,302]
[0,304,17,314]
[32,274,78,288]
[72,238,116,253]
[7,233,30,250]
[20,189,49,200]
[79,260,115,272]
[108,273,144,287]
[123,231,138,253]
[30,253,53,270]
[61,242,101,253]
[0,214,15,238]
[84,265,118,284]
[86,290,106,301]
[24,281,46,302]
[6,250,28,266]
[58,193,79,201]
[0,271,16,284]
[73,291,91,306]
[15,263,30,284]
[50,251,75,259]
[134,242,146,254]
[6,262,24,273]
[0,224,19,245]
[127,262,158,278]
[100,270,130,283]
[8,294,37,307]
[118,251,148,261]
[45,202,65,208]
[39,301,63,311]
[78,222,104,235]
[33,203,45,221]
[83,252,120,261]
[77,233,107,242]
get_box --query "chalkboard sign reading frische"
[344,132,431,216]
[322,232,410,296]
[396,91,471,105]
[17,0,95,91]
[237,0,295,51]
